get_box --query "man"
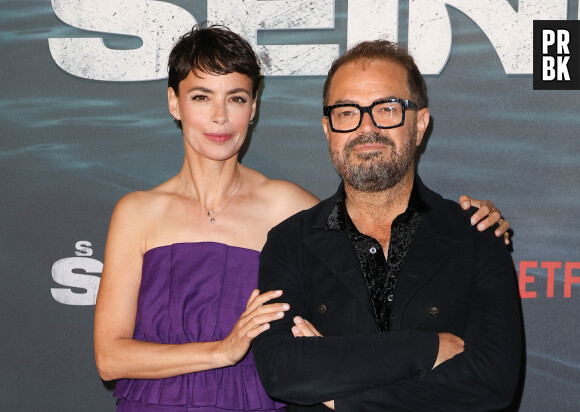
[253,40,522,411]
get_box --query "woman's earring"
[249,118,254,125]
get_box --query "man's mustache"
[344,132,394,152]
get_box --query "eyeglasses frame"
[323,98,419,133]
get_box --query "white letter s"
[51,257,102,305]
[48,0,196,81]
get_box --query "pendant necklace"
[206,169,243,224]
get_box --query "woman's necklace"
[206,168,243,224]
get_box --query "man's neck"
[344,171,414,246]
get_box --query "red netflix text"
[518,261,580,298]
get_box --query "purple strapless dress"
[114,242,286,411]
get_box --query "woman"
[94,25,508,411]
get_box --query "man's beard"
[330,130,416,192]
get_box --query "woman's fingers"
[459,196,511,244]
[245,289,283,312]
[495,217,511,244]
[222,295,289,364]
[239,307,287,340]
[238,300,289,336]
[244,289,261,309]
[245,322,271,340]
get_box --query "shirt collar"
[325,178,429,232]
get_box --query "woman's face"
[168,70,256,161]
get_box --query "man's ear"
[168,87,179,120]
[321,116,331,142]
[415,107,430,147]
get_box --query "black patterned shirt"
[325,183,428,331]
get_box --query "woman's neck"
[177,154,243,212]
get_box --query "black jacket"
[253,177,522,411]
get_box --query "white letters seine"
[49,0,570,80]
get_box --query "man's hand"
[433,332,465,369]
[291,317,334,409]
[291,316,323,337]
[459,195,511,245]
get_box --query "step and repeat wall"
[1,1,579,410]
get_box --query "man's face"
[322,59,429,192]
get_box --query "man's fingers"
[293,316,323,337]
[302,319,323,336]
[291,325,303,337]
[293,316,316,337]
[434,332,465,369]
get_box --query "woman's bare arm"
[94,193,289,381]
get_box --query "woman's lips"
[204,133,233,143]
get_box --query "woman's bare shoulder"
[244,167,319,220]
[264,179,319,207]
[114,189,165,215]
[110,179,178,228]
[106,181,180,256]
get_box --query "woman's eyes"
[190,95,247,104]
[229,96,248,104]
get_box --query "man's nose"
[358,111,377,132]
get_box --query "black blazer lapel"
[391,191,463,328]
[394,224,460,303]
[304,193,375,319]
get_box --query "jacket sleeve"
[335,231,523,411]
[252,227,439,406]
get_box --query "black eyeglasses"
[323,98,418,133]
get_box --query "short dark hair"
[323,40,427,109]
[168,24,262,97]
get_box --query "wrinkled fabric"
[114,242,286,411]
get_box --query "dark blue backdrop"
[1,1,579,410]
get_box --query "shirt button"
[317,303,327,314]
[387,294,393,302]
[429,307,440,317]
[369,247,377,254]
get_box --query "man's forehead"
[335,58,406,78]
[328,59,410,101]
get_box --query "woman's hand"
[459,195,511,244]
[220,289,289,366]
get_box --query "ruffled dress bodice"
[114,242,285,411]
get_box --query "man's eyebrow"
[331,96,398,105]
[332,98,357,105]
